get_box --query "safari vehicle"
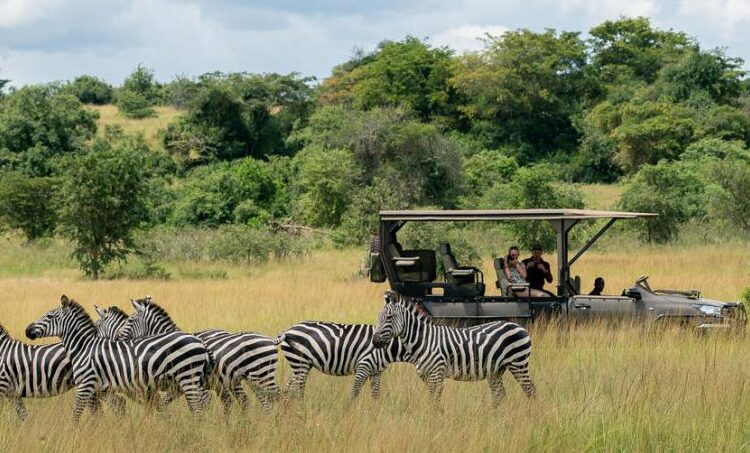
[368,209,747,330]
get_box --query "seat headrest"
[494,257,505,270]
[439,243,451,255]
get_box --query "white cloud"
[0,0,63,28]
[432,24,509,53]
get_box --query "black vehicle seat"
[494,257,530,297]
[439,243,484,297]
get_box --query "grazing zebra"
[372,291,536,405]
[115,296,279,413]
[26,295,212,422]
[275,320,410,400]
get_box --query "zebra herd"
[1,291,535,422]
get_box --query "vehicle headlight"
[696,305,722,317]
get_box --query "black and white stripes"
[372,291,536,405]
[25,296,212,422]
[276,321,410,399]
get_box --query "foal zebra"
[275,321,410,400]
[26,295,212,422]
[372,292,536,405]
[113,296,280,413]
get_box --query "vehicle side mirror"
[624,289,642,300]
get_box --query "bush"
[170,157,289,227]
[63,75,114,105]
[0,173,59,241]
[462,149,518,198]
[705,158,750,233]
[116,89,155,118]
[136,226,309,263]
[619,161,706,243]
[117,65,159,118]
[293,146,359,227]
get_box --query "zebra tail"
[273,332,286,346]
[202,350,216,385]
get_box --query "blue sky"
[1,0,749,87]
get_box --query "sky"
[1,0,750,87]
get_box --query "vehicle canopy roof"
[379,208,657,221]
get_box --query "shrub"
[0,173,59,241]
[64,75,114,105]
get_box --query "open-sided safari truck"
[368,209,747,330]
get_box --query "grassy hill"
[87,104,182,149]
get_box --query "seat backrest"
[439,243,458,272]
[494,257,511,293]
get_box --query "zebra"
[0,319,130,421]
[114,296,280,413]
[372,291,536,406]
[275,320,411,400]
[25,295,212,422]
[93,305,129,339]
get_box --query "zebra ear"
[94,305,106,318]
[60,295,70,306]
[131,299,145,312]
[144,295,152,303]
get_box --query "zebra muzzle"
[25,325,41,340]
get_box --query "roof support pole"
[550,219,579,296]
[568,218,618,267]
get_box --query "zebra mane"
[395,296,433,324]
[64,298,96,327]
[136,298,179,330]
[0,322,6,336]
[103,306,128,319]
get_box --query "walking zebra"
[26,295,212,422]
[372,291,536,405]
[1,320,129,420]
[275,320,410,400]
[114,296,280,413]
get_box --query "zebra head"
[372,291,406,348]
[119,296,177,340]
[26,295,92,340]
[94,305,129,339]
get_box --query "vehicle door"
[569,295,639,321]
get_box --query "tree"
[319,37,461,125]
[59,139,152,278]
[477,166,584,249]
[450,29,589,158]
[0,173,58,241]
[163,72,313,163]
[589,17,693,83]
[0,85,98,176]
[707,159,750,232]
[117,64,159,118]
[293,146,359,227]
[63,75,114,105]
[619,161,705,242]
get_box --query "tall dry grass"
[1,245,749,452]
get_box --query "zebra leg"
[488,373,507,408]
[421,369,445,404]
[219,386,234,415]
[248,383,274,413]
[177,374,211,413]
[88,394,102,413]
[11,397,28,421]
[370,373,381,400]
[287,366,311,400]
[102,392,126,417]
[509,364,536,399]
[72,383,96,423]
[234,383,251,412]
[350,363,373,400]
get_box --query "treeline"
[1,17,750,277]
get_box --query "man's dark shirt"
[522,257,553,291]
[589,288,603,296]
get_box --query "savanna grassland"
[1,242,749,452]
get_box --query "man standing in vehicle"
[523,244,553,293]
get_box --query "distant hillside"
[87,104,182,149]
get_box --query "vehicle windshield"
[635,276,652,292]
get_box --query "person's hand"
[537,263,545,271]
